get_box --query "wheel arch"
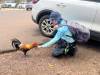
[36,9,52,24]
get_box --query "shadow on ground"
[78,39,100,52]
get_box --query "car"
[32,0,100,41]
[26,1,32,11]
[17,2,27,9]
[1,2,17,8]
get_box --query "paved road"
[0,10,100,75]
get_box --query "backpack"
[67,22,90,43]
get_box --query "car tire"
[26,8,32,11]
[39,15,54,38]
[26,8,29,11]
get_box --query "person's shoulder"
[60,19,67,25]
[58,27,63,32]
[58,26,68,32]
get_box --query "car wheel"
[26,8,29,11]
[26,8,32,11]
[39,15,54,37]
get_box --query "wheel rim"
[41,19,54,36]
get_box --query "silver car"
[17,2,27,9]
[32,0,100,41]
[1,2,17,8]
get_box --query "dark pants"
[52,39,76,57]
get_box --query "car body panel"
[92,2,100,32]
[17,3,27,9]
[26,2,32,9]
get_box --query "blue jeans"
[52,39,76,57]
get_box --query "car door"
[92,1,100,32]
[52,0,97,30]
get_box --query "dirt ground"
[0,9,100,75]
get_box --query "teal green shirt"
[41,20,75,47]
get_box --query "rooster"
[12,38,39,55]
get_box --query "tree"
[15,0,22,4]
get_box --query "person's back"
[57,19,75,43]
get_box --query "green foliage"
[15,0,22,4]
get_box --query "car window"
[83,0,100,2]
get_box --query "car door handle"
[56,3,66,7]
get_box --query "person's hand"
[19,43,24,49]
[37,45,42,48]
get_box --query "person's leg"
[52,48,64,57]
[66,42,77,57]
[52,39,66,57]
